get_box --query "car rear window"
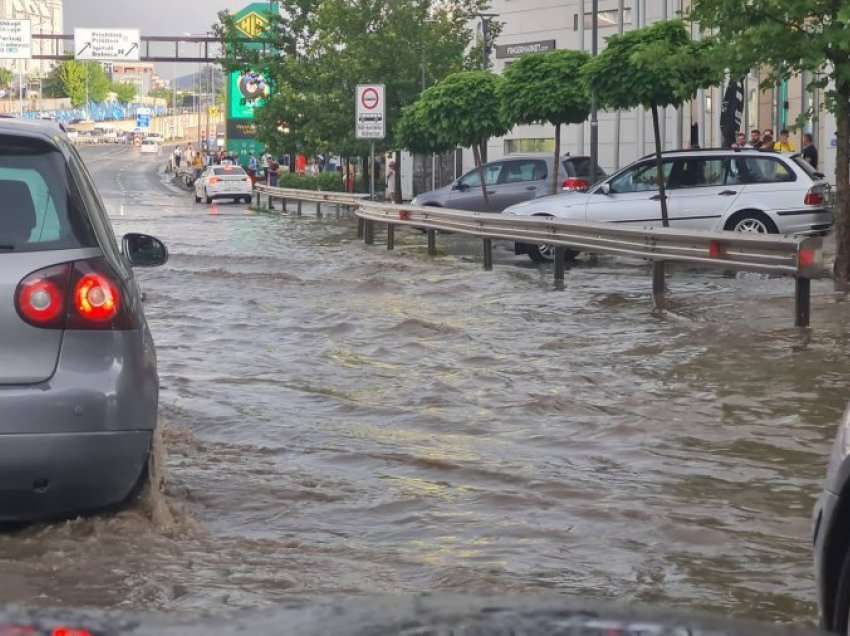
[214,167,247,176]
[0,135,97,253]
[791,154,820,180]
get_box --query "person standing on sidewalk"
[802,133,819,170]
[774,129,796,152]
[385,161,397,202]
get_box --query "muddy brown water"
[0,145,848,624]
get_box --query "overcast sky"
[64,0,251,78]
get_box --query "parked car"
[140,139,159,155]
[815,404,850,633]
[194,164,253,204]
[145,133,164,144]
[503,148,834,262]
[410,154,606,213]
[0,118,168,522]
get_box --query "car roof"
[640,148,799,159]
[501,153,592,161]
[0,117,68,149]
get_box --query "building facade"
[109,62,156,98]
[403,0,833,198]
[0,0,63,77]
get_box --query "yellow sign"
[235,12,269,39]
[208,106,220,117]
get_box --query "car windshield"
[214,167,246,176]
[0,135,97,252]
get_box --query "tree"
[689,1,850,286]
[399,70,508,206]
[583,21,719,226]
[56,61,111,107]
[42,64,67,98]
[111,81,136,104]
[0,68,12,91]
[499,50,591,195]
[85,62,110,103]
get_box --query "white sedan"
[140,139,159,154]
[194,165,253,204]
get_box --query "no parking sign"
[356,84,385,140]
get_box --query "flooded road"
[1,144,848,623]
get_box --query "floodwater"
[1,145,848,624]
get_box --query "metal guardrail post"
[652,261,666,309]
[364,220,375,245]
[387,224,395,251]
[296,200,301,216]
[427,230,437,256]
[281,198,287,213]
[554,247,566,287]
[317,201,322,218]
[268,195,275,211]
[483,239,493,271]
[336,204,342,218]
[255,190,260,208]
[795,277,811,327]
[357,217,365,239]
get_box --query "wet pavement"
[1,145,849,624]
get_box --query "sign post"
[74,29,141,61]
[356,84,386,201]
[0,20,31,119]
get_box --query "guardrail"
[254,184,370,217]
[251,186,823,327]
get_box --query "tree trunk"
[393,150,402,204]
[472,143,490,210]
[834,92,850,288]
[361,155,369,194]
[552,122,561,196]
[651,102,670,228]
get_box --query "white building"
[403,0,835,197]
[0,0,63,77]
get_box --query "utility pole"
[578,0,585,155]
[590,0,599,181]
[613,0,624,170]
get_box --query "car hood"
[412,184,454,205]
[503,191,589,217]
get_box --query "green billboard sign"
[225,2,277,164]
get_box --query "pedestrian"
[760,130,775,151]
[774,129,796,152]
[247,152,258,185]
[802,132,819,170]
[268,158,279,187]
[174,146,182,168]
[385,161,397,202]
[732,132,746,149]
[192,151,203,181]
[747,129,761,148]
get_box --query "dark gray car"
[0,119,167,522]
[411,154,605,212]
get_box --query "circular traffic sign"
[361,87,380,110]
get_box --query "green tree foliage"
[690,0,850,285]
[0,68,12,91]
[584,21,718,226]
[499,50,591,194]
[42,64,67,98]
[111,81,136,104]
[57,61,111,107]
[398,70,507,205]
[216,0,493,160]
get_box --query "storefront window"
[504,138,556,154]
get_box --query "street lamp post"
[590,0,599,181]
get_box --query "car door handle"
[718,190,737,196]
[525,186,537,191]
[487,190,495,195]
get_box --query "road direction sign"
[136,107,152,130]
[74,28,140,61]
[0,20,31,60]
[356,84,385,140]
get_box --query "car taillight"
[804,190,824,206]
[15,258,136,331]
[15,263,71,328]
[209,177,220,185]
[563,178,590,192]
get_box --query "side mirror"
[452,182,467,191]
[123,233,168,268]
[600,183,612,195]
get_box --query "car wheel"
[527,243,579,264]
[726,211,778,234]
[205,190,213,204]
[244,196,252,204]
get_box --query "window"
[609,161,672,193]
[214,167,247,176]
[459,163,503,188]
[737,157,795,183]
[504,138,556,154]
[577,8,632,30]
[500,160,547,184]
[565,157,594,178]
[0,136,96,253]
[667,158,726,189]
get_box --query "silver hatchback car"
[0,119,167,522]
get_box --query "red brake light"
[804,191,824,206]
[52,629,93,636]
[562,178,589,192]
[15,258,135,331]
[15,263,71,328]
[73,273,120,323]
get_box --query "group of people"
[731,128,819,168]
[172,145,242,180]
